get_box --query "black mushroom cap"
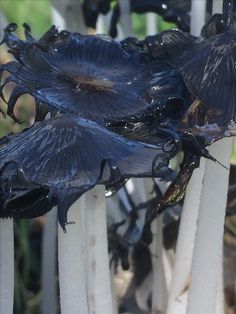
[142,13,236,134]
[0,24,187,125]
[0,114,180,229]
[172,33,236,128]
[0,134,55,220]
[134,0,236,222]
[0,168,55,220]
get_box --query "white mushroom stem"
[166,160,206,314]
[166,1,206,312]
[187,138,232,314]
[190,0,207,36]
[118,0,133,37]
[186,2,230,313]
[109,261,118,314]
[0,13,14,314]
[215,263,224,314]
[131,178,168,313]
[0,218,14,314]
[51,0,86,33]
[146,13,157,36]
[85,186,113,314]
[151,215,168,313]
[139,178,168,314]
[58,196,89,314]
[41,210,57,314]
[212,0,223,13]
[58,186,114,314]
[144,16,169,312]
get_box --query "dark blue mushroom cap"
[143,20,236,129]
[0,25,187,125]
[173,32,236,127]
[0,114,178,228]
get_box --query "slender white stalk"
[212,0,223,13]
[166,160,206,314]
[146,13,168,312]
[135,272,153,311]
[151,216,168,313]
[215,261,224,314]
[109,260,118,314]
[58,196,89,314]
[166,2,207,313]
[190,0,207,36]
[51,5,66,30]
[146,13,157,36]
[0,13,14,314]
[138,178,168,313]
[187,138,232,314]
[85,186,113,314]
[96,14,105,34]
[0,218,14,314]
[162,249,173,291]
[41,210,57,314]
[126,178,148,234]
[187,2,228,313]
[0,11,8,38]
[131,178,169,313]
[51,0,86,33]
[118,0,133,37]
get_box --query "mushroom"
[0,24,187,126]
[0,114,179,229]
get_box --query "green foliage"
[232,140,236,164]
[158,18,176,32]
[1,0,51,37]
[132,13,176,39]
[132,13,146,38]
[14,220,42,314]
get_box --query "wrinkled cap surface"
[174,33,236,127]
[0,114,178,228]
[1,26,187,125]
[143,23,236,129]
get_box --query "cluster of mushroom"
[0,0,235,236]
